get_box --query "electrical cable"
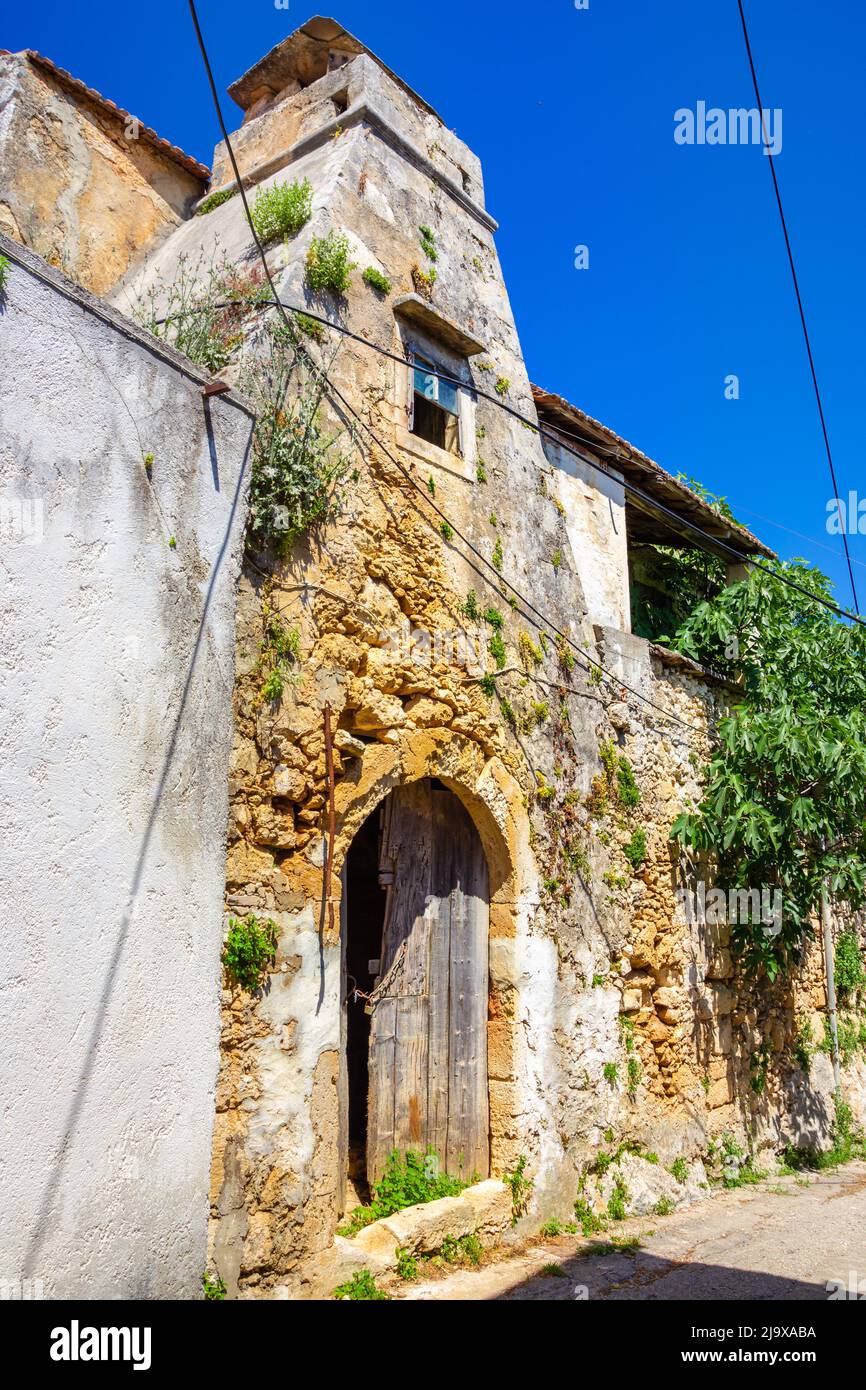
[736,0,860,614]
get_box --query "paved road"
[399,1162,866,1301]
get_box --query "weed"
[337,1149,470,1237]
[488,631,506,669]
[222,914,278,992]
[202,1271,226,1299]
[479,673,497,697]
[653,1197,675,1216]
[0,254,9,295]
[504,1154,533,1224]
[411,263,437,299]
[669,1158,688,1183]
[293,311,325,340]
[573,1199,606,1237]
[551,548,562,571]
[362,266,392,295]
[463,589,480,621]
[476,462,488,483]
[836,931,866,998]
[333,1270,390,1300]
[251,177,312,243]
[793,1013,814,1072]
[540,1218,563,1237]
[196,186,236,217]
[627,1057,642,1096]
[495,377,510,396]
[623,827,647,870]
[603,1062,619,1087]
[607,1176,629,1221]
[499,697,517,729]
[491,537,503,571]
[440,520,454,541]
[518,632,543,668]
[427,475,436,496]
[306,230,356,295]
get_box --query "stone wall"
[0,236,254,1298]
[0,52,206,297]
[114,36,862,1297]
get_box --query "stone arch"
[330,727,530,1175]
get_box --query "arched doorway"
[341,778,490,1201]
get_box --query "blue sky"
[8,0,865,605]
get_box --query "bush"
[0,254,9,295]
[624,827,647,870]
[305,230,356,295]
[250,178,313,243]
[134,253,270,373]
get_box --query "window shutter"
[406,351,415,431]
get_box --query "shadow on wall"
[21,416,252,1284]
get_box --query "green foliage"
[396,1247,419,1280]
[495,377,510,396]
[306,230,356,295]
[479,673,497,697]
[539,1218,563,1237]
[603,1062,618,1086]
[222,914,278,992]
[427,475,436,496]
[793,1013,814,1072]
[504,1154,533,1224]
[476,462,488,483]
[440,520,454,541]
[623,827,647,870]
[670,557,866,980]
[749,1041,770,1096]
[463,590,480,621]
[245,324,351,550]
[333,1269,390,1300]
[669,1157,688,1183]
[251,177,312,243]
[440,1232,483,1265]
[607,1177,629,1221]
[499,696,516,729]
[259,604,300,702]
[782,1093,866,1172]
[196,186,236,217]
[551,549,562,571]
[488,631,506,670]
[629,478,740,642]
[573,1198,606,1236]
[491,537,504,571]
[541,1262,566,1277]
[362,266,392,295]
[418,225,437,261]
[653,1197,675,1216]
[835,931,866,999]
[134,252,270,374]
[202,1271,226,1300]
[293,311,325,340]
[518,632,543,667]
[0,254,9,294]
[484,607,504,631]
[337,1149,470,1237]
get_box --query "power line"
[154,291,866,633]
[736,0,860,614]
[185,0,861,747]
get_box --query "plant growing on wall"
[362,266,392,295]
[671,557,866,979]
[250,177,313,243]
[135,253,269,373]
[0,254,9,296]
[244,324,353,550]
[196,186,236,217]
[222,914,279,992]
[305,230,355,295]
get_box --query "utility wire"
[185,0,860,747]
[155,291,866,633]
[736,0,860,614]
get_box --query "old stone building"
[2,15,863,1299]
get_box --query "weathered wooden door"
[366,781,489,1185]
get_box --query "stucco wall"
[0,236,254,1298]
